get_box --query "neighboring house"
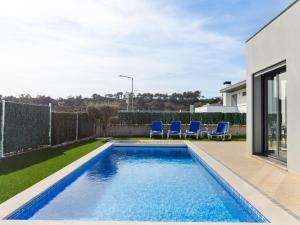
[220,80,247,113]
[195,81,246,113]
[246,0,299,172]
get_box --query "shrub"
[87,104,118,136]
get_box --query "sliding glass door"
[264,71,287,162]
[265,76,278,157]
[278,72,287,160]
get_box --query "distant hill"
[0,91,221,112]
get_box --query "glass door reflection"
[278,72,287,161]
[265,76,278,157]
[264,71,287,162]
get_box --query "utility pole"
[119,75,134,111]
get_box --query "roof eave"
[246,0,300,43]
[219,81,246,93]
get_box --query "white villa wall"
[196,87,246,113]
[222,92,231,107]
[229,89,246,107]
[246,1,300,173]
[237,105,247,114]
[195,105,239,113]
[225,88,247,113]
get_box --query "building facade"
[220,81,247,113]
[195,81,246,113]
[246,0,300,172]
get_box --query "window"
[242,92,246,96]
[231,94,237,106]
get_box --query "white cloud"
[0,0,244,98]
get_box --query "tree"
[92,93,101,100]
[87,103,119,137]
[115,92,123,99]
[105,94,114,98]
[0,90,208,112]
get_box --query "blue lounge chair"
[184,121,202,139]
[208,121,231,141]
[167,121,182,139]
[150,121,164,138]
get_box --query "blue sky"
[0,0,292,98]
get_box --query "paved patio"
[193,141,300,219]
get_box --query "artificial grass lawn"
[0,139,107,204]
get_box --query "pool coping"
[0,141,299,225]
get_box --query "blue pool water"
[9,145,268,222]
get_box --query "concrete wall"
[96,124,246,137]
[195,105,240,113]
[246,1,300,172]
[237,104,247,114]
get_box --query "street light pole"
[131,77,133,112]
[119,75,134,112]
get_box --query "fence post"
[0,100,5,157]
[49,103,52,146]
[76,112,79,141]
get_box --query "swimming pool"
[8,145,268,222]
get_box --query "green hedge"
[118,112,246,125]
[78,113,94,139]
[51,112,77,145]
[3,102,50,154]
